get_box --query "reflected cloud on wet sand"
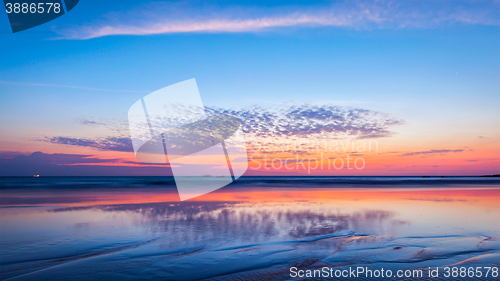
[1,184,499,280]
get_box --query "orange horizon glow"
[1,131,498,176]
[2,186,499,208]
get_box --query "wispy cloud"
[400,149,465,157]
[57,0,500,39]
[0,80,150,93]
[46,136,133,152]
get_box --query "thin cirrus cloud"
[399,149,466,157]
[56,0,500,39]
[2,151,120,165]
[0,80,150,93]
[46,136,134,152]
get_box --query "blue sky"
[0,0,499,175]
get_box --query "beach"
[1,177,499,280]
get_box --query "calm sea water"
[1,177,499,280]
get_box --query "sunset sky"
[0,0,499,176]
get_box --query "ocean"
[1,176,499,280]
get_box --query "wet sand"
[1,177,499,280]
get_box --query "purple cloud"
[206,103,403,139]
[400,149,465,157]
[46,137,133,152]
[0,152,172,176]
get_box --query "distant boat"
[33,175,40,177]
